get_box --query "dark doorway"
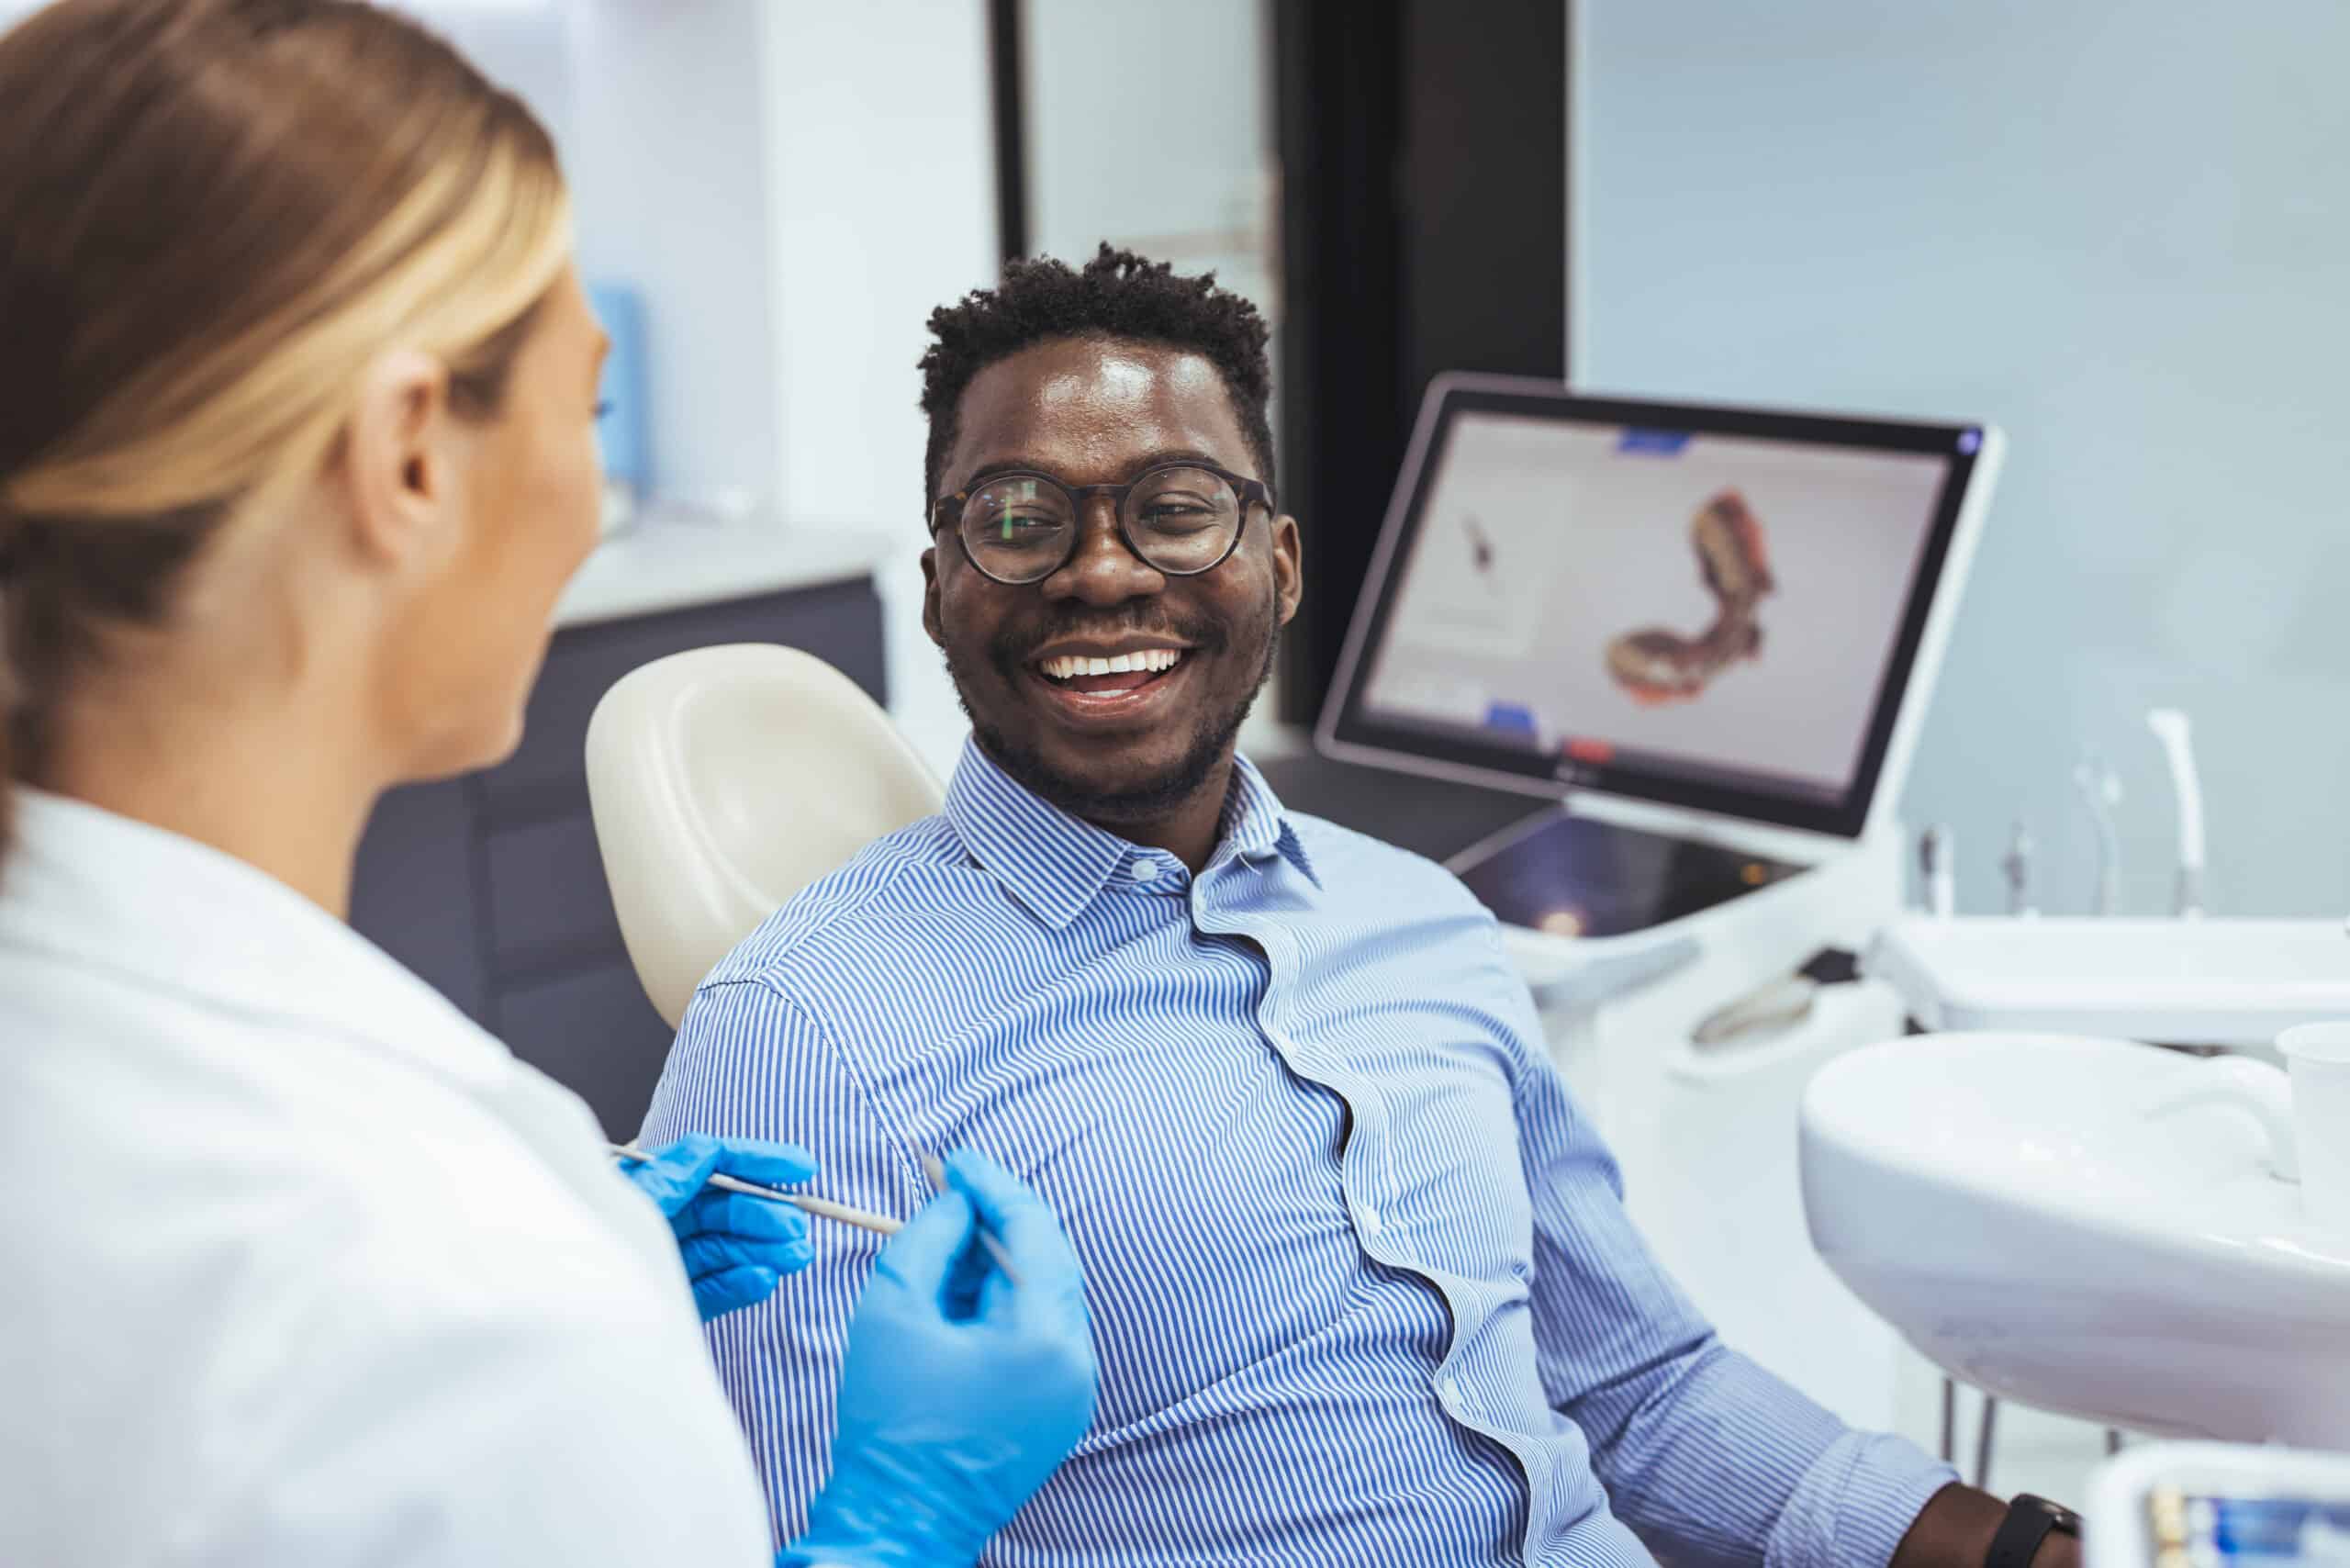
[1270,0,1569,724]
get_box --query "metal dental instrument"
[1919,825,1956,917]
[607,1142,1025,1287]
[2001,820,2036,917]
[2073,754,2121,916]
[2146,708,2206,918]
[609,1143,902,1238]
[920,1150,1025,1288]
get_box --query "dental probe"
[920,1151,1025,1288]
[609,1143,1025,1286]
[609,1143,901,1238]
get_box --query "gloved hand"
[778,1149,1098,1568]
[619,1134,819,1322]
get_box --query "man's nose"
[1041,500,1164,607]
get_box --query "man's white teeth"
[1038,648,1184,682]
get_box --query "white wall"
[762,3,999,525]
[1574,2,2350,916]
[569,1,779,507]
[405,0,784,510]
[763,2,1000,776]
[1024,0,1276,311]
[432,0,1000,775]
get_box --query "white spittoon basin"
[1802,1031,2350,1445]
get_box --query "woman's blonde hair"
[0,0,571,858]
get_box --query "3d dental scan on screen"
[1319,375,2002,939]
[1602,487,1777,708]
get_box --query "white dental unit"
[1304,374,2005,1431]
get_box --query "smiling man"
[639,248,2076,1568]
[920,307,1294,875]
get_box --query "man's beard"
[941,588,1281,826]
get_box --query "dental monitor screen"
[1321,378,1998,841]
[2088,1448,2350,1568]
[2151,1491,2350,1567]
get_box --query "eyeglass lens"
[958,466,1243,582]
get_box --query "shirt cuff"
[1765,1428,1960,1568]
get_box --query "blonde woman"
[0,3,1093,1564]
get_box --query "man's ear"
[1270,513,1304,628]
[338,348,453,570]
[921,545,946,648]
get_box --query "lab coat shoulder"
[0,955,774,1567]
[184,1205,771,1565]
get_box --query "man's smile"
[1021,641,1197,723]
[1033,634,1192,687]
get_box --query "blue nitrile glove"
[620,1134,819,1322]
[778,1149,1098,1568]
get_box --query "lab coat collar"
[941,737,1318,931]
[0,788,510,1090]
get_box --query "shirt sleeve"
[1495,946,1955,1568]
[639,978,922,1553]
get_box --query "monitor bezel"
[1315,375,1994,842]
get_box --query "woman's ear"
[338,348,454,570]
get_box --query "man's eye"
[1139,502,1217,530]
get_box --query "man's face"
[923,336,1302,822]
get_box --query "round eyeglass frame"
[928,459,1276,586]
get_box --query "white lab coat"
[0,790,775,1565]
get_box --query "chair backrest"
[584,644,945,1027]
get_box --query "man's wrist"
[2031,1529,2084,1568]
[1891,1483,2082,1568]
[1987,1495,2084,1568]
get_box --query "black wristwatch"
[1986,1494,2083,1568]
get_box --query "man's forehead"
[946,337,1250,481]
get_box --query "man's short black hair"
[917,244,1276,513]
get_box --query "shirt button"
[1126,859,1158,880]
[1352,1200,1382,1236]
[1438,1374,1463,1408]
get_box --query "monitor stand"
[1448,810,1801,940]
[1253,748,1803,940]
[1251,748,1551,863]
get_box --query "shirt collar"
[943,737,1319,930]
[1214,745,1318,885]
[0,788,512,1091]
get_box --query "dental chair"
[583,644,944,1029]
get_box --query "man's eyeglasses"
[929,460,1273,587]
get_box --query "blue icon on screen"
[1483,701,1539,737]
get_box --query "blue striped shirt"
[641,738,1953,1568]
